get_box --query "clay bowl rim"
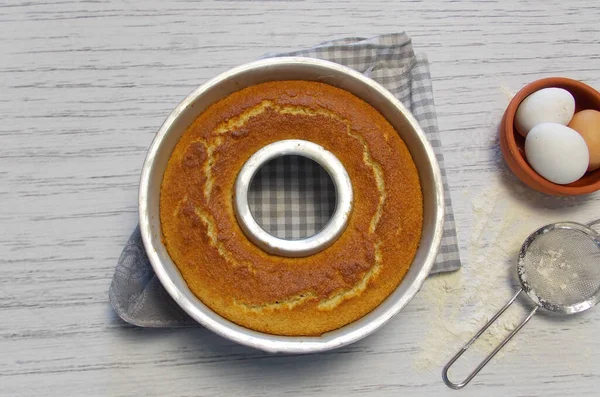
[502,76,600,196]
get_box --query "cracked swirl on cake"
[160,81,423,336]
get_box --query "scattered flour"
[412,178,584,372]
[408,85,597,373]
[498,85,516,101]
[537,265,553,280]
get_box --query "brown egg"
[568,109,600,171]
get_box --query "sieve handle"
[587,218,600,231]
[442,289,539,389]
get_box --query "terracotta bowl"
[500,77,600,196]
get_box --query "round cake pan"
[139,57,445,354]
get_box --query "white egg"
[525,123,589,185]
[515,87,575,137]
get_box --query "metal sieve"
[443,219,600,389]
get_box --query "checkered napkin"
[109,33,461,327]
[248,155,337,239]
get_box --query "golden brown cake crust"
[160,81,423,336]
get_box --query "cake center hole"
[248,155,336,240]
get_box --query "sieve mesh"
[520,227,600,307]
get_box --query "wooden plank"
[1,0,599,395]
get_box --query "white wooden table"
[2,1,600,396]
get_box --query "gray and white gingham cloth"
[248,155,336,240]
[109,33,461,327]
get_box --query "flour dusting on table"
[413,178,577,371]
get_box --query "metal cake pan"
[138,57,444,354]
